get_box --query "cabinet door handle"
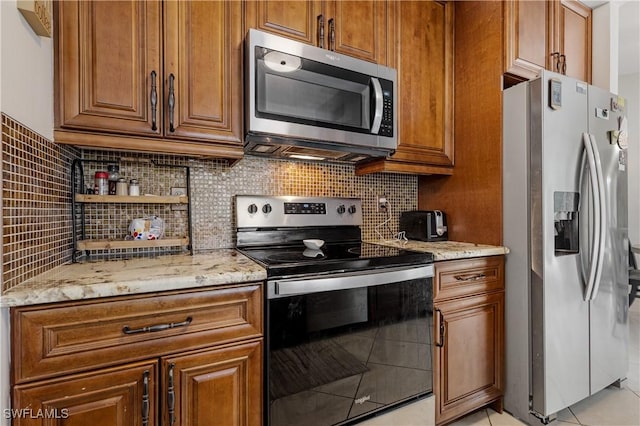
[328,18,335,51]
[168,73,176,133]
[142,370,150,426]
[168,362,176,425]
[435,309,445,347]
[560,54,567,75]
[551,52,560,72]
[150,71,158,131]
[453,273,486,282]
[122,316,192,335]
[317,14,325,48]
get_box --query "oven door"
[266,265,434,426]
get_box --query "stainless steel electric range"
[236,195,434,426]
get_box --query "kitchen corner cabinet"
[356,0,454,176]
[11,284,263,426]
[433,256,505,426]
[54,1,244,160]
[244,0,388,64]
[504,0,592,83]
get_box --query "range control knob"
[247,203,258,214]
[262,203,272,214]
[337,205,346,214]
[348,205,357,214]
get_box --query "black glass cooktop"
[238,242,433,279]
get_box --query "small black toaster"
[399,210,448,242]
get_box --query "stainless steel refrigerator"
[503,70,629,424]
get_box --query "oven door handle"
[268,265,434,298]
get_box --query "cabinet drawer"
[434,256,504,301]
[12,283,262,384]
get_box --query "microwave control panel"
[379,79,394,137]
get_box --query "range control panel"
[284,202,327,215]
[236,195,362,228]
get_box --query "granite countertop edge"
[1,242,510,308]
[0,249,267,308]
[366,239,510,261]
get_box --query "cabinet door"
[434,292,504,425]
[245,0,323,46]
[55,1,162,136]
[356,0,454,176]
[325,1,387,64]
[162,340,262,426]
[13,361,156,426]
[556,0,592,82]
[163,1,243,144]
[503,0,554,79]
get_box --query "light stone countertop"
[0,250,267,308]
[367,239,509,261]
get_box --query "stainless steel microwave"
[245,29,397,163]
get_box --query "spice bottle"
[94,171,109,195]
[107,165,120,195]
[116,178,128,196]
[129,179,140,196]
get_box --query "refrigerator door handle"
[582,132,601,301]
[588,133,607,301]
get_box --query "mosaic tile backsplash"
[1,113,417,291]
[1,114,79,292]
[82,151,418,251]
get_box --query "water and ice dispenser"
[554,192,580,254]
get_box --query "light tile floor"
[357,301,640,426]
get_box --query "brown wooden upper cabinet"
[244,0,388,65]
[54,1,244,160]
[356,0,454,176]
[504,0,592,83]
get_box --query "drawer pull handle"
[454,273,486,282]
[122,317,192,335]
[142,370,150,426]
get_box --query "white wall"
[592,1,640,244]
[620,73,640,244]
[0,0,54,139]
[0,1,54,423]
[592,2,620,93]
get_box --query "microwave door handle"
[370,77,383,134]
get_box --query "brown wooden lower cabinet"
[162,341,262,426]
[10,284,263,426]
[13,361,158,426]
[433,256,505,426]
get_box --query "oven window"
[255,48,371,131]
[267,278,433,426]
